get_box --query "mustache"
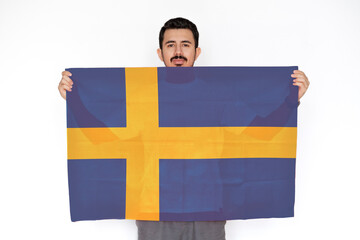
[171,55,187,62]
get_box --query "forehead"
[163,29,194,43]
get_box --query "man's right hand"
[58,71,73,100]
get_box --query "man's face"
[157,29,201,67]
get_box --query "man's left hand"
[291,70,310,101]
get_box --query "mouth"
[171,56,187,66]
[172,59,185,65]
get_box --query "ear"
[195,47,201,61]
[157,48,164,62]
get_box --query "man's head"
[157,17,201,67]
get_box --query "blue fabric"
[159,158,295,221]
[158,67,298,127]
[66,68,126,128]
[66,66,298,222]
[68,159,127,221]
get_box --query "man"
[58,17,310,240]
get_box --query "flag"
[66,66,298,222]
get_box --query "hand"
[291,70,310,101]
[58,71,73,100]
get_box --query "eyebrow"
[164,40,193,45]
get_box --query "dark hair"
[159,17,199,50]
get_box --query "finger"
[62,75,74,85]
[59,83,72,92]
[293,70,304,74]
[294,70,309,81]
[293,75,309,85]
[292,77,308,87]
[291,73,307,80]
[62,71,72,77]
[293,78,309,88]
[293,76,307,82]
[59,79,72,90]
[293,81,306,88]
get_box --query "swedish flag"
[66,66,298,221]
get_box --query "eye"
[167,44,174,47]
[183,43,190,47]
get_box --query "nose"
[175,44,182,55]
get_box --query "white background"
[1,0,359,239]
